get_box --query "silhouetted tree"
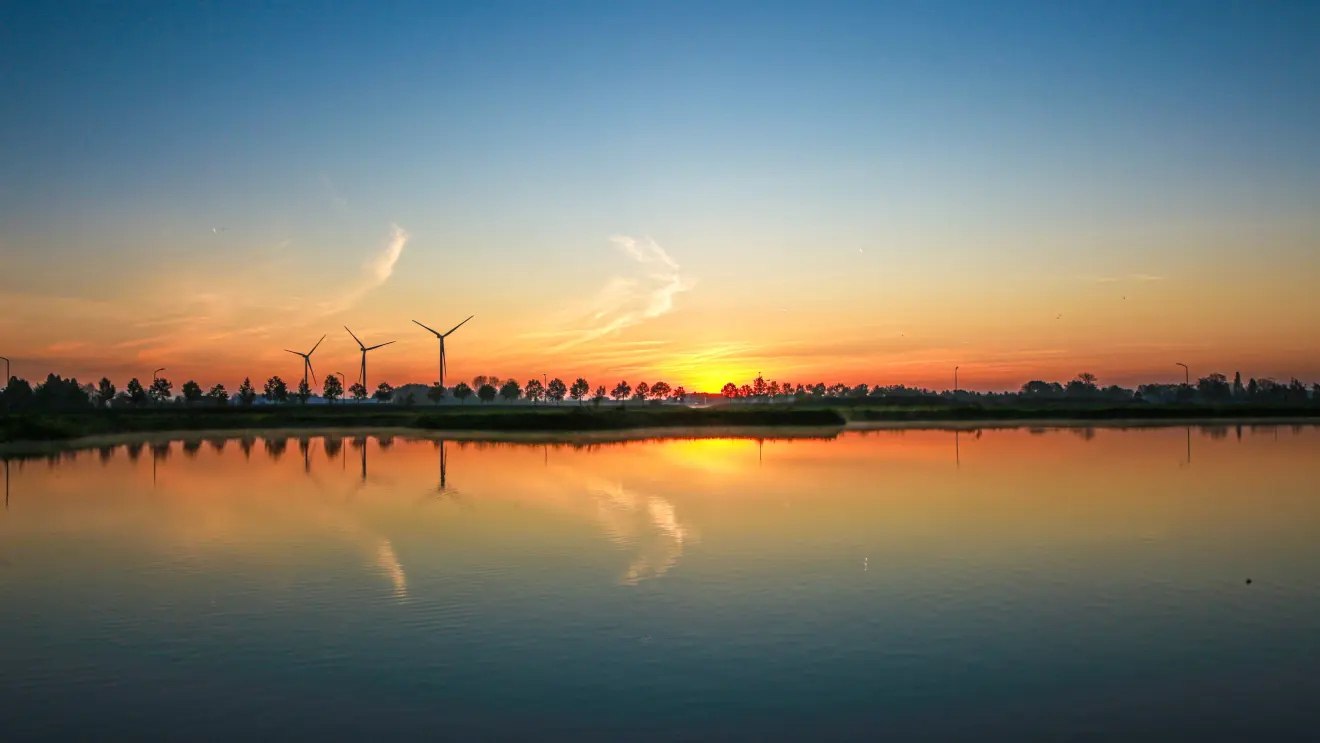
[95,378,116,408]
[149,376,173,404]
[1247,378,1259,399]
[721,383,737,399]
[1312,383,1320,402]
[349,382,368,401]
[124,377,147,407]
[753,376,767,398]
[739,384,753,398]
[524,378,545,404]
[32,374,92,410]
[570,378,589,405]
[322,375,343,403]
[237,377,256,406]
[633,381,650,402]
[399,391,415,406]
[374,382,394,403]
[454,382,473,404]
[499,379,522,402]
[547,377,567,404]
[1233,372,1245,399]
[477,383,497,404]
[593,385,607,406]
[811,383,826,398]
[264,376,288,403]
[1,376,33,411]
[206,383,229,405]
[851,383,870,398]
[650,381,671,401]
[427,382,446,404]
[472,375,488,390]
[612,381,632,401]
[767,381,781,397]
[1288,378,1307,402]
[182,380,203,405]
[673,385,687,403]
[296,379,313,404]
[1198,373,1231,402]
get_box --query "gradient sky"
[2,1,1318,392]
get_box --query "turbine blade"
[308,360,318,387]
[366,341,396,351]
[412,319,441,336]
[285,349,301,356]
[308,334,326,355]
[344,326,365,349]
[443,315,474,336]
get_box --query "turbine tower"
[344,327,394,395]
[284,335,326,391]
[411,315,473,388]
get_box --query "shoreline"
[2,405,1317,449]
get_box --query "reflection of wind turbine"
[955,430,960,468]
[4,459,9,509]
[344,327,394,394]
[411,315,473,388]
[284,335,325,391]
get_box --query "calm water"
[1,425,1318,741]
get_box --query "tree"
[1312,383,1320,402]
[611,381,632,401]
[672,385,687,403]
[721,382,738,399]
[569,378,589,405]
[349,382,368,401]
[1077,372,1099,386]
[454,382,473,404]
[1197,373,1231,402]
[149,376,173,404]
[95,378,116,408]
[237,377,257,406]
[753,376,767,398]
[374,382,394,403]
[1233,372,1245,399]
[768,381,781,398]
[322,375,344,403]
[1,377,35,411]
[650,381,671,401]
[182,380,204,405]
[296,379,313,404]
[811,383,826,398]
[633,381,650,402]
[593,385,607,406]
[547,377,568,404]
[31,374,92,410]
[1246,378,1259,399]
[851,383,869,398]
[477,383,497,404]
[472,375,488,390]
[738,384,753,399]
[206,383,229,405]
[427,382,446,404]
[524,378,545,404]
[399,391,415,406]
[499,379,522,402]
[264,376,288,403]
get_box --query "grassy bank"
[2,402,1317,443]
[0,405,848,443]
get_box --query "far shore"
[2,403,1317,450]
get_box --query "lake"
[1,425,1318,741]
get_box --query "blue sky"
[2,1,1318,388]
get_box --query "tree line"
[1,369,1315,413]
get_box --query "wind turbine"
[284,334,326,391]
[344,327,394,396]
[411,315,473,388]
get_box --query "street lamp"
[1175,362,1189,385]
[954,366,959,393]
[153,367,166,382]
[0,356,9,388]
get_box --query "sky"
[2,0,1318,392]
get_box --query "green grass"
[2,401,1316,444]
[0,405,848,443]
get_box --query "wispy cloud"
[552,236,692,350]
[315,223,409,316]
[1087,273,1164,283]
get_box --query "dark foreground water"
[1,425,1318,741]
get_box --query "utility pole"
[1175,362,1189,386]
[954,366,959,393]
[0,356,9,388]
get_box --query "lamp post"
[153,367,165,382]
[954,366,959,393]
[1175,363,1189,386]
[0,356,9,389]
